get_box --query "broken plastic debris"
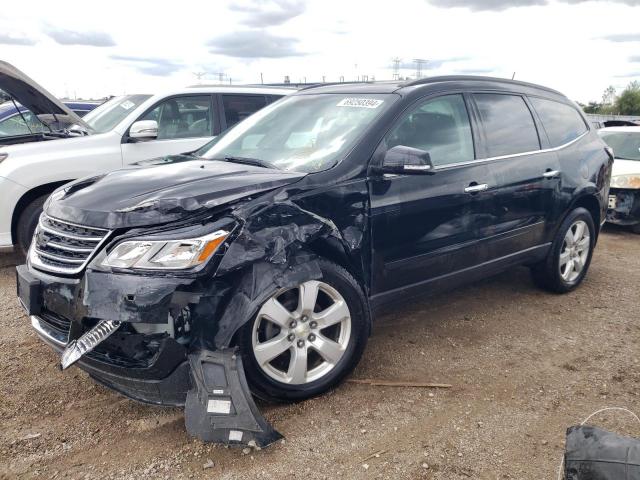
[60,320,121,369]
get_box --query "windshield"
[83,94,151,133]
[600,131,640,161]
[198,93,396,173]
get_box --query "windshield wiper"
[222,156,279,170]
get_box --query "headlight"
[102,230,229,270]
[610,174,640,189]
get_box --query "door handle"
[464,183,489,193]
[543,169,561,178]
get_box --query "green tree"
[615,81,640,115]
[583,101,603,114]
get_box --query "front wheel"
[16,194,49,257]
[238,259,369,403]
[531,207,595,293]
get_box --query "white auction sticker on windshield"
[120,100,135,110]
[336,98,384,108]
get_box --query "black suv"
[17,77,612,446]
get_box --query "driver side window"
[140,96,214,140]
[386,94,474,166]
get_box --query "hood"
[0,61,90,131]
[612,158,640,178]
[45,156,306,229]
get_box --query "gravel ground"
[1,226,639,480]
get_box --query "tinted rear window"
[529,97,588,147]
[474,94,540,157]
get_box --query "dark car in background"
[0,100,100,137]
[17,76,612,446]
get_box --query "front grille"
[30,215,111,274]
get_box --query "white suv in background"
[0,61,291,254]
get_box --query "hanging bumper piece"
[60,320,121,370]
[185,348,283,448]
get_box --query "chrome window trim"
[433,130,589,171]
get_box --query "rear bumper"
[30,314,191,406]
[606,188,640,226]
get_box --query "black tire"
[531,207,595,293]
[15,194,48,257]
[238,259,370,403]
[630,224,640,234]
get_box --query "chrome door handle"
[464,183,489,193]
[543,170,561,178]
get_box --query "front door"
[121,95,216,165]
[369,93,499,299]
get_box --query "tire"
[630,224,640,234]
[238,259,369,403]
[531,207,595,293]
[15,194,48,257]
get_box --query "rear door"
[120,94,216,164]
[471,92,561,258]
[369,93,500,297]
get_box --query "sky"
[1,0,639,104]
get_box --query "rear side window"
[474,94,540,158]
[222,95,268,129]
[529,97,588,147]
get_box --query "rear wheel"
[531,207,595,293]
[630,224,640,234]
[16,194,48,257]
[238,259,369,403]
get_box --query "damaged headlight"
[102,230,229,270]
[611,174,640,189]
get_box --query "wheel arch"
[569,192,602,241]
[11,180,72,242]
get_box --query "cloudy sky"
[1,0,639,103]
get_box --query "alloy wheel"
[251,280,351,385]
[559,219,590,282]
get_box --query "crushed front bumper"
[17,264,283,447]
[607,188,640,227]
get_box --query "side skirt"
[370,243,551,316]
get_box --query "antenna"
[392,57,401,80]
[512,72,516,80]
[413,59,427,79]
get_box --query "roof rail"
[401,75,563,96]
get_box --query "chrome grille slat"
[34,248,85,264]
[46,241,94,253]
[30,214,111,275]
[38,223,103,242]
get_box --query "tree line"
[579,81,640,116]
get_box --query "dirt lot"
[1,226,639,480]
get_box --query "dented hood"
[46,156,306,229]
[0,60,89,131]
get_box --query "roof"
[183,85,294,95]
[599,126,640,133]
[295,76,566,98]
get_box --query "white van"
[0,61,291,253]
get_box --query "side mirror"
[129,120,158,141]
[379,145,434,175]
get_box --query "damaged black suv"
[17,77,612,446]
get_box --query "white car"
[599,126,640,232]
[0,61,291,253]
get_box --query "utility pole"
[413,59,427,79]
[193,72,206,84]
[392,57,401,80]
